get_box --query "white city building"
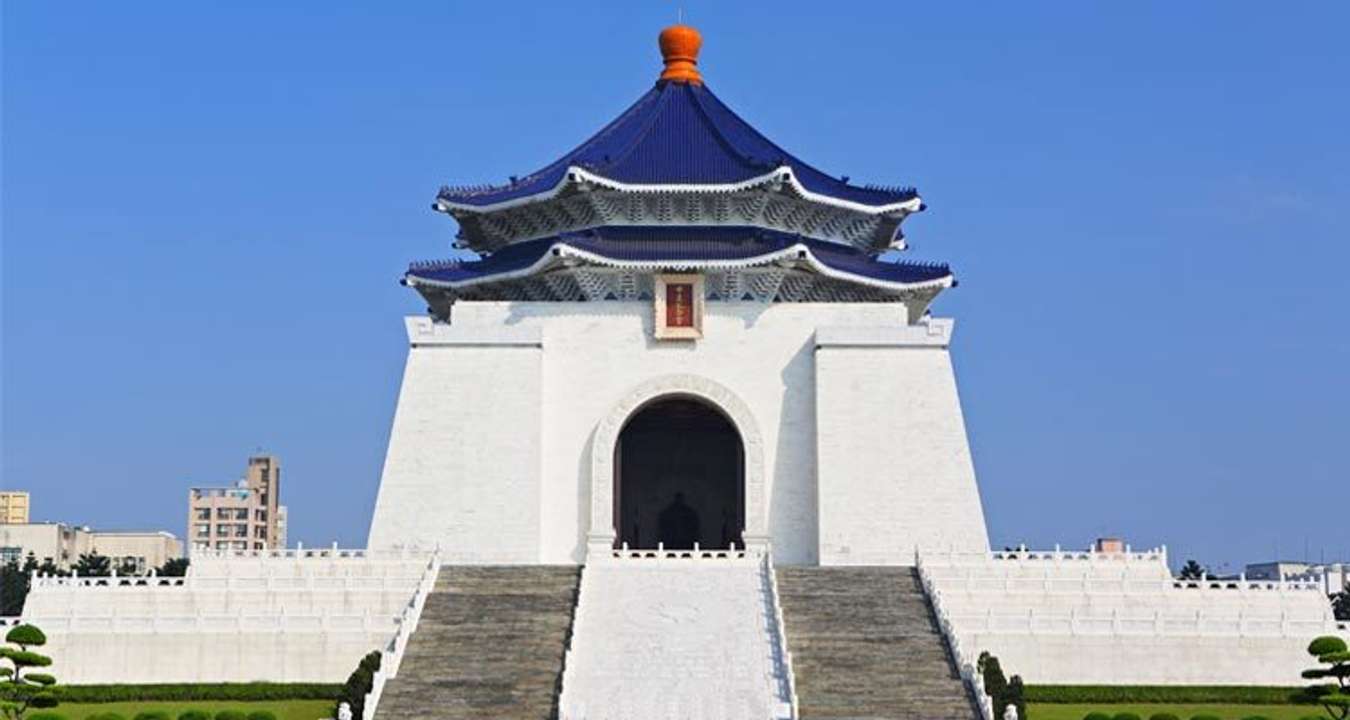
[15,23,1346,718]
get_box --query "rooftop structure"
[406,24,950,323]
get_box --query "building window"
[195,524,210,538]
[216,508,231,519]
[216,524,231,535]
[234,508,248,520]
[234,524,248,537]
[254,542,265,550]
[256,509,267,522]
[231,541,247,550]
[216,541,229,549]
[195,508,211,520]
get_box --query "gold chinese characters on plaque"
[653,273,704,339]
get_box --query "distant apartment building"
[187,454,286,553]
[0,491,30,524]
[0,522,181,573]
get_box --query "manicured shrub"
[1112,713,1142,720]
[5,623,48,646]
[245,712,277,720]
[1190,715,1222,720]
[0,683,341,704]
[134,712,172,720]
[177,712,210,720]
[334,650,382,720]
[1083,713,1111,720]
[86,713,127,720]
[1239,716,1272,720]
[1148,714,1181,720]
[26,713,68,720]
[1026,685,1303,705]
[214,712,246,720]
[1309,636,1349,657]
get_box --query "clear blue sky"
[3,3,1346,573]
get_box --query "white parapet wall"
[21,547,435,684]
[920,547,1350,686]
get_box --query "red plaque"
[666,283,694,327]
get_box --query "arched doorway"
[614,397,745,550]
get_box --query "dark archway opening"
[614,397,745,550]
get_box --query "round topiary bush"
[177,712,211,720]
[1112,713,1142,720]
[1190,715,1222,720]
[26,713,68,720]
[1309,635,1349,656]
[1084,713,1112,720]
[86,713,128,720]
[245,712,277,720]
[134,712,172,720]
[5,623,47,646]
[1149,714,1181,720]
[1238,716,1271,720]
[214,711,247,720]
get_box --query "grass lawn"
[1029,703,1330,720]
[38,700,332,720]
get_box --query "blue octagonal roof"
[436,81,918,211]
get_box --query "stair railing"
[916,551,995,720]
[360,548,441,720]
[763,554,800,719]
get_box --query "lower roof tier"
[404,227,954,319]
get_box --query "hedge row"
[0,683,341,703]
[1026,685,1305,705]
[30,711,279,720]
[1078,713,1321,720]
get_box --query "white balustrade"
[360,549,441,720]
[916,553,996,720]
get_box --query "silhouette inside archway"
[614,397,744,549]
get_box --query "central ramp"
[560,555,794,720]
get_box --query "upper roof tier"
[435,25,925,253]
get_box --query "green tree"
[1178,559,1207,580]
[0,561,27,617]
[156,558,190,577]
[72,553,109,578]
[0,624,59,720]
[1332,585,1349,621]
[334,650,381,719]
[1298,635,1350,720]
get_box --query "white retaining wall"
[21,549,433,683]
[921,548,1350,686]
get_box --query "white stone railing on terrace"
[924,545,1170,567]
[29,573,423,592]
[189,543,427,562]
[944,606,1344,639]
[915,557,995,720]
[600,540,764,563]
[24,611,399,634]
[360,549,441,720]
[930,571,1328,597]
[763,554,800,719]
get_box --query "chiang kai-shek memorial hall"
[19,24,1346,720]
[367,23,989,567]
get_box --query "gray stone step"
[374,565,581,720]
[776,566,979,720]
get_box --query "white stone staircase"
[559,552,795,720]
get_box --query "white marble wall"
[365,302,992,565]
